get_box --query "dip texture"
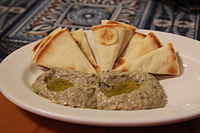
[31,68,167,110]
[31,68,99,109]
[97,71,167,110]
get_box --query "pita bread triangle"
[32,38,45,52]
[101,20,136,57]
[32,27,63,61]
[33,28,96,74]
[114,32,162,69]
[71,29,98,70]
[91,22,135,71]
[121,32,147,58]
[115,43,180,75]
[33,27,63,52]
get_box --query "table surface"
[0,0,200,132]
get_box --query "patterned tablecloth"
[0,0,199,62]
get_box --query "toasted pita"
[101,20,136,56]
[114,32,162,69]
[127,32,162,59]
[32,38,45,52]
[33,28,96,74]
[123,32,146,56]
[32,27,63,61]
[71,29,98,69]
[115,43,180,75]
[92,24,135,71]
[32,27,63,52]
[101,20,136,31]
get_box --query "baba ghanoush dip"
[31,68,99,109]
[31,68,167,111]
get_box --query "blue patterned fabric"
[0,0,199,62]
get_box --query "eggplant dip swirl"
[31,68,167,111]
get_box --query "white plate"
[0,30,200,127]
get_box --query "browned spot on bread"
[167,66,178,75]
[32,39,44,52]
[35,29,67,63]
[167,43,180,75]
[92,24,120,45]
[99,29,114,42]
[33,36,53,62]
[104,20,136,33]
[113,58,125,69]
[74,39,80,45]
[148,32,162,48]
[168,43,177,60]
[93,64,99,70]
[121,67,128,72]
[68,66,76,70]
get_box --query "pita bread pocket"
[114,32,162,69]
[91,24,135,71]
[116,43,180,75]
[33,28,96,74]
[71,29,98,69]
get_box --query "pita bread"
[84,30,100,66]
[101,20,136,56]
[32,38,45,52]
[127,32,162,59]
[91,24,135,71]
[121,32,146,57]
[32,27,63,61]
[71,29,98,69]
[114,32,162,69]
[33,27,63,52]
[115,43,180,75]
[33,28,96,74]
[101,20,136,31]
